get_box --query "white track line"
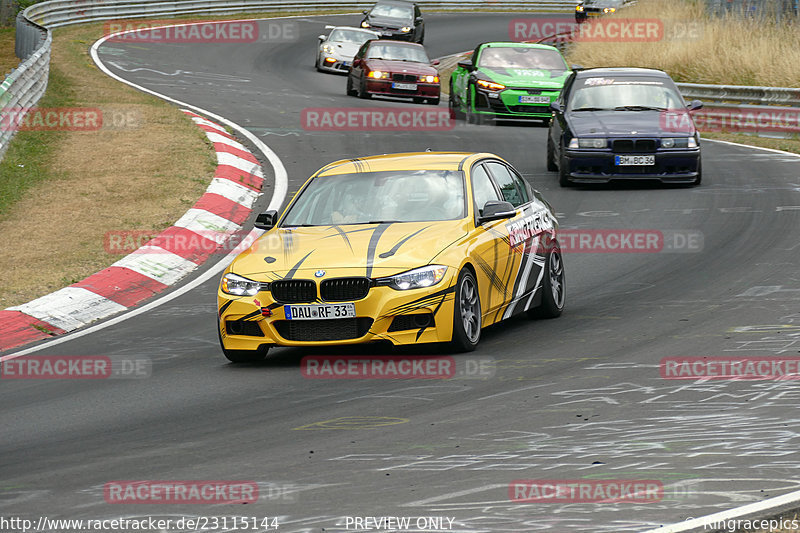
[642,488,800,532]
[1,17,293,360]
[7,16,800,533]
[701,136,800,157]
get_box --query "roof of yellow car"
[315,152,496,176]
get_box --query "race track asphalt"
[2,12,800,533]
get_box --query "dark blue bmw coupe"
[547,67,703,187]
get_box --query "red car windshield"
[366,43,429,63]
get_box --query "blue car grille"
[613,139,657,152]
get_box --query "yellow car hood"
[231,220,469,277]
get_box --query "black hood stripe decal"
[330,224,354,253]
[365,223,392,278]
[386,285,456,315]
[218,300,234,317]
[379,225,431,259]
[285,250,314,280]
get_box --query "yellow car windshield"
[282,170,466,226]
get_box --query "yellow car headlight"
[221,273,261,296]
[476,79,505,91]
[378,265,448,291]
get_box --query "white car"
[316,26,380,73]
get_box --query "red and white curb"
[0,110,263,352]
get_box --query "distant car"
[449,42,571,124]
[547,67,703,187]
[347,39,440,104]
[316,26,380,73]
[360,0,424,44]
[217,152,565,362]
[575,0,635,22]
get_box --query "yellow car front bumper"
[217,273,458,351]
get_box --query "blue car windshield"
[282,170,466,226]
[569,77,684,111]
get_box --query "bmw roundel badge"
[315,270,326,278]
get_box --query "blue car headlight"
[661,137,697,149]
[378,265,448,291]
[569,137,607,149]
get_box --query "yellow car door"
[465,160,522,325]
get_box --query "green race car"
[449,42,571,124]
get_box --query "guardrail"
[3,0,800,161]
[535,31,800,138]
[676,82,800,108]
[1,0,577,160]
[1,16,50,160]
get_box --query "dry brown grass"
[0,22,216,308]
[0,10,358,308]
[567,0,800,87]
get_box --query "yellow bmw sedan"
[217,152,565,362]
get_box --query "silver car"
[316,26,380,73]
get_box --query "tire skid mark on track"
[4,11,800,531]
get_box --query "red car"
[347,39,440,105]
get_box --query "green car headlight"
[476,79,506,91]
[221,273,261,296]
[378,265,448,291]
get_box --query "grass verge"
[0,9,380,309]
[701,132,800,155]
[0,27,18,75]
[565,0,800,156]
[0,21,216,308]
[566,0,800,87]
